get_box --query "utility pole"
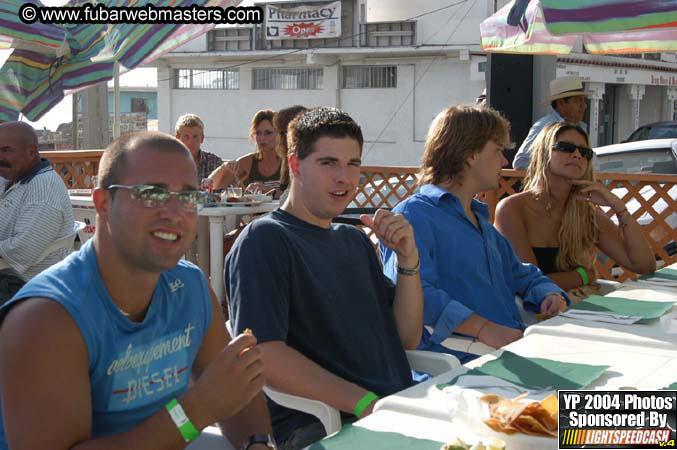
[81,81,109,149]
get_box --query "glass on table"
[222,186,243,202]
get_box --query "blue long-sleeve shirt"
[380,184,566,355]
[512,110,587,169]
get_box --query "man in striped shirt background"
[0,122,74,303]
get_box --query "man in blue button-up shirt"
[381,105,568,363]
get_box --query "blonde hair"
[522,122,599,271]
[418,105,510,186]
[174,114,204,134]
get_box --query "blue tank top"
[0,239,212,447]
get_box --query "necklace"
[117,305,148,322]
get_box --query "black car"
[623,121,677,143]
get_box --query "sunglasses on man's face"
[552,141,594,160]
[107,184,205,212]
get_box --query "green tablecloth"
[437,351,609,391]
[309,425,444,450]
[639,268,677,281]
[571,295,674,321]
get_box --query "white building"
[154,0,677,165]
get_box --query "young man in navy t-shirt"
[226,108,423,450]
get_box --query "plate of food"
[220,195,262,207]
[441,375,557,449]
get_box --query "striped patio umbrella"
[0,0,233,121]
[480,0,677,55]
[540,0,677,35]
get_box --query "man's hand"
[477,321,523,348]
[360,210,418,268]
[539,294,568,319]
[183,333,265,429]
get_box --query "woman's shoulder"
[496,191,532,216]
[236,153,256,173]
[236,153,256,164]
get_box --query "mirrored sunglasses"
[107,184,205,211]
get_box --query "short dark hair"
[287,107,363,161]
[98,132,192,189]
[273,105,307,185]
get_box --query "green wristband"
[575,267,589,286]
[353,391,379,418]
[165,398,201,442]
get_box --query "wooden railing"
[45,153,676,282]
[356,166,677,282]
[43,150,103,189]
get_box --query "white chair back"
[36,221,85,263]
[0,222,84,272]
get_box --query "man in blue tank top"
[0,132,274,450]
[226,108,423,450]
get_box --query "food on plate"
[440,437,506,450]
[481,393,557,437]
[224,195,254,203]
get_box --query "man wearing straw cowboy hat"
[512,75,589,169]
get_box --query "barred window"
[252,68,323,90]
[342,66,397,89]
[175,69,239,89]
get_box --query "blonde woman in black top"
[495,122,655,298]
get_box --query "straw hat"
[544,76,589,104]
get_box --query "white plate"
[246,193,273,202]
[221,200,262,207]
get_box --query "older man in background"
[512,75,589,169]
[0,122,74,302]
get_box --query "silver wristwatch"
[242,433,278,450]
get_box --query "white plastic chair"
[0,221,84,272]
[263,349,460,435]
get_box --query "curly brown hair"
[287,107,363,162]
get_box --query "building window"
[130,98,148,113]
[342,66,397,89]
[208,28,252,51]
[252,68,323,90]
[175,69,240,89]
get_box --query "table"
[348,274,677,449]
[198,202,278,301]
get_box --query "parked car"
[594,138,677,256]
[623,121,677,143]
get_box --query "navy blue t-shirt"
[225,209,413,442]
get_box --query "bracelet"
[353,391,379,418]
[165,398,201,442]
[397,258,420,276]
[475,319,490,341]
[575,267,589,286]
